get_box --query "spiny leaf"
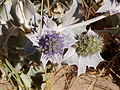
[61,0,78,26]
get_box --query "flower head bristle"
[76,33,103,57]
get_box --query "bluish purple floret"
[38,32,64,57]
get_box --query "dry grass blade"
[109,68,120,79]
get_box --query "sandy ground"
[46,66,120,90]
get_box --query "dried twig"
[109,68,120,79]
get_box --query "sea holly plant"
[0,0,12,23]
[26,0,86,67]
[63,29,104,76]
[26,17,77,67]
[2,0,120,89]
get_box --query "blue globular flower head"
[35,30,76,67]
[37,32,64,57]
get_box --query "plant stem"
[44,67,48,90]
[47,0,51,16]
[40,0,44,34]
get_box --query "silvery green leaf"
[71,25,87,34]
[63,47,104,76]
[63,47,78,66]
[0,0,12,21]
[97,0,112,13]
[15,0,36,28]
[61,0,78,26]
[77,57,87,76]
[44,16,57,30]
[27,66,38,76]
[84,52,104,68]
[20,73,33,88]
[41,54,50,68]
[87,28,97,35]
[0,16,6,24]
[96,0,120,15]
[15,1,24,24]
[77,52,104,76]
[10,0,20,23]
[23,0,36,21]
[15,62,23,71]
[30,13,41,32]
[62,30,76,48]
